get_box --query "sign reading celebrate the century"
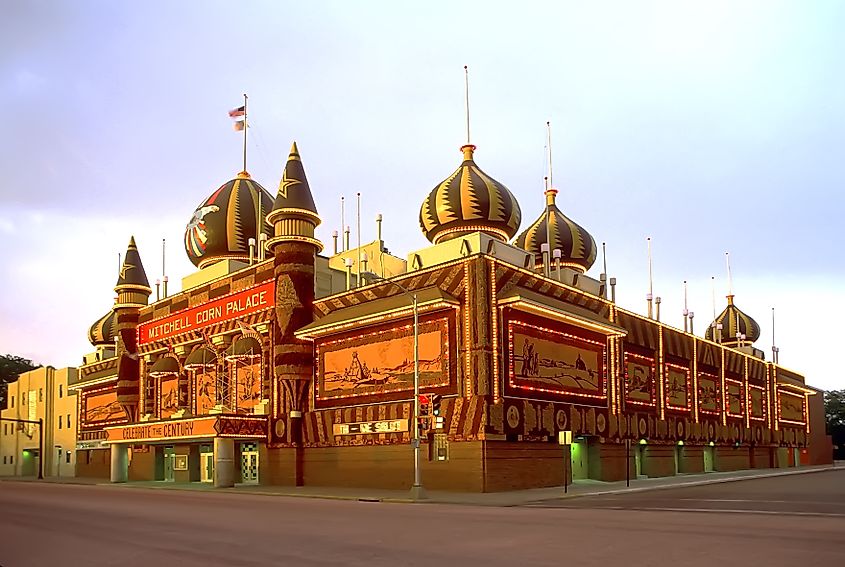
[138,281,274,345]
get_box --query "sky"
[1,0,843,391]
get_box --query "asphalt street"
[1,471,843,567]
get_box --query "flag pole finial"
[242,93,248,175]
[464,65,471,145]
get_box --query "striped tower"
[114,236,151,422]
[266,142,322,443]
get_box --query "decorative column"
[213,437,235,488]
[110,443,129,483]
[114,236,152,422]
[265,142,322,485]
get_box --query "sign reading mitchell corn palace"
[74,138,825,491]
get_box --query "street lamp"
[361,271,426,500]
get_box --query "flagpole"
[243,93,248,174]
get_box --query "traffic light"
[418,393,431,417]
[431,395,444,429]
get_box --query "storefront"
[104,414,266,486]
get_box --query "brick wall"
[483,441,564,491]
[678,445,704,474]
[714,447,750,471]
[75,448,109,478]
[642,445,676,477]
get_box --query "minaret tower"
[114,236,152,422]
[265,142,321,466]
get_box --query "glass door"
[163,446,175,481]
[240,443,258,483]
[200,445,214,483]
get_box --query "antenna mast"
[646,237,653,319]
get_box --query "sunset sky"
[2,1,842,390]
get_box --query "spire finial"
[725,251,733,297]
[546,121,553,188]
[464,65,471,145]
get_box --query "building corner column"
[109,444,128,483]
[213,437,235,488]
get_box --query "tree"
[0,354,41,408]
[824,389,845,460]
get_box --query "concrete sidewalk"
[2,463,840,506]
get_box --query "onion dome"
[419,145,521,244]
[184,171,274,268]
[266,142,322,253]
[88,309,116,346]
[705,295,761,346]
[514,189,597,274]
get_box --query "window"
[66,451,71,464]
[58,417,62,430]
[9,455,13,464]
[39,388,43,402]
[2,456,5,464]
[59,384,63,398]
[66,415,71,428]
[11,395,14,408]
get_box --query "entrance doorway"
[200,445,213,483]
[703,445,715,472]
[241,443,258,483]
[634,444,644,477]
[163,446,175,481]
[21,449,39,477]
[570,438,590,480]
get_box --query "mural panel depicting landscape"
[726,381,743,416]
[160,378,179,418]
[195,370,217,415]
[511,327,602,397]
[85,391,123,423]
[321,326,447,399]
[750,388,765,418]
[698,375,720,413]
[666,366,689,409]
[625,357,654,404]
[779,392,804,422]
[234,361,262,412]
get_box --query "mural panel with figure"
[85,390,123,424]
[234,361,262,412]
[750,387,766,419]
[698,373,720,414]
[665,363,690,410]
[726,379,743,417]
[508,320,605,400]
[160,378,179,418]
[194,369,217,415]
[318,317,451,402]
[625,353,655,406]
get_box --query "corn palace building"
[72,140,831,491]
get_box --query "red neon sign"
[138,281,274,345]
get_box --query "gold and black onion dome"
[184,172,273,268]
[88,309,116,346]
[705,295,761,345]
[514,189,597,274]
[419,145,521,244]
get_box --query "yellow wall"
[0,366,78,477]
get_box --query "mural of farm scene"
[319,320,450,400]
[85,390,123,423]
[160,378,179,418]
[509,322,603,397]
[234,361,262,412]
[665,365,689,409]
[779,391,805,423]
[625,354,654,405]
